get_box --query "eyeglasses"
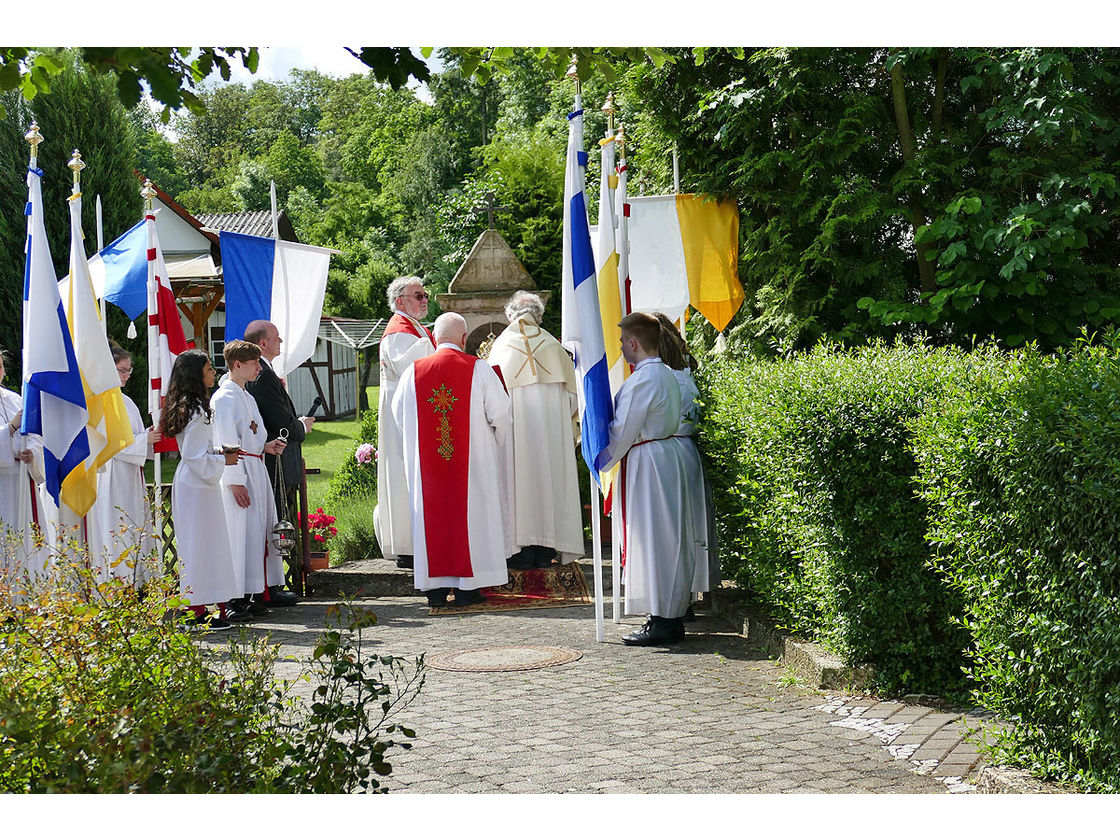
[412,291,430,301]
[117,367,133,377]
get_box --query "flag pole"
[673,145,680,194]
[16,124,44,549]
[566,61,605,644]
[612,122,630,624]
[96,195,106,324]
[142,179,165,571]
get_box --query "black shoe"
[247,595,272,616]
[622,616,682,646]
[508,549,533,570]
[228,596,250,613]
[267,586,298,607]
[453,588,485,607]
[532,546,557,568]
[183,611,232,631]
[225,605,254,623]
[426,587,451,607]
[395,555,414,570]
[684,605,697,622]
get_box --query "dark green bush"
[325,408,378,504]
[698,342,973,696]
[913,336,1120,791]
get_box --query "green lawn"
[148,385,378,510]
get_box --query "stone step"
[307,554,617,600]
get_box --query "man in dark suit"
[244,319,315,605]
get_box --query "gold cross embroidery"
[511,320,553,379]
[427,383,458,460]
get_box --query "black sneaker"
[247,597,272,616]
[225,605,254,623]
[267,586,299,607]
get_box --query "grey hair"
[387,275,424,310]
[505,290,545,324]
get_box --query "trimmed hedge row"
[699,338,1120,791]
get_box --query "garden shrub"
[698,341,972,696]
[0,562,423,792]
[325,407,378,504]
[321,408,381,562]
[912,336,1120,791]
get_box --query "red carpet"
[428,562,591,615]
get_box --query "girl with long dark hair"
[161,350,242,629]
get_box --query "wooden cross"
[472,191,511,231]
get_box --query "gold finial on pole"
[25,122,44,162]
[141,178,157,210]
[68,149,86,195]
[566,58,581,98]
[616,122,627,158]
[602,91,616,135]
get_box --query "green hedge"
[699,342,974,697]
[699,337,1120,790]
[323,409,380,563]
[913,338,1120,791]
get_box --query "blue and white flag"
[87,220,148,320]
[220,231,332,378]
[560,96,614,480]
[20,162,90,506]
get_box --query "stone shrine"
[437,223,550,356]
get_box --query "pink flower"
[355,443,376,465]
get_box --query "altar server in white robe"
[160,350,242,630]
[211,340,288,618]
[488,291,583,569]
[600,312,695,646]
[376,276,436,569]
[392,312,511,608]
[1,347,48,597]
[85,342,160,586]
[655,314,719,605]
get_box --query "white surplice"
[601,357,694,618]
[171,408,239,606]
[669,368,719,593]
[488,316,583,563]
[86,395,157,585]
[0,386,48,593]
[211,379,282,597]
[392,345,512,591]
[376,312,435,560]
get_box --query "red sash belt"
[238,451,264,460]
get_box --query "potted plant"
[300,508,339,570]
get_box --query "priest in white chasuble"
[376,276,436,570]
[392,312,512,608]
[488,291,583,569]
[600,312,695,646]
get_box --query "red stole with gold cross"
[384,312,436,346]
[414,347,476,577]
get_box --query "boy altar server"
[600,312,695,646]
[211,340,288,616]
[392,312,512,607]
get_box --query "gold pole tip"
[25,122,44,147]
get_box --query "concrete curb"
[710,590,875,691]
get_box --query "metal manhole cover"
[426,645,583,672]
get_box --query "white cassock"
[669,368,720,593]
[0,386,48,594]
[86,395,157,586]
[488,315,583,563]
[171,408,239,606]
[211,380,282,597]
[601,357,695,619]
[376,311,435,560]
[392,344,512,591]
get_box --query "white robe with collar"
[376,311,435,559]
[171,408,239,606]
[211,379,282,597]
[669,368,720,593]
[601,357,694,618]
[488,317,583,562]
[391,345,512,591]
[0,386,48,594]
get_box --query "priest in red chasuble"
[391,312,513,607]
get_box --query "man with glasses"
[376,276,436,570]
